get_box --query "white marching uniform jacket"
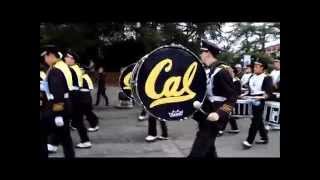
[248,73,273,98]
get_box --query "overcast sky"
[208,22,280,52]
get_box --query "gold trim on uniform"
[220,104,233,113]
[52,103,64,112]
[82,74,94,90]
[70,64,83,87]
[53,59,73,91]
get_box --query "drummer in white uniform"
[242,60,274,149]
[270,59,280,93]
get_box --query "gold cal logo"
[123,72,132,90]
[145,58,197,108]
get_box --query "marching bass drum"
[131,44,207,121]
[119,63,136,99]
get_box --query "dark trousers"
[140,109,147,116]
[81,92,99,128]
[188,99,225,158]
[188,121,218,158]
[44,101,75,159]
[246,102,268,144]
[148,116,168,137]
[221,117,239,131]
[71,92,90,143]
[95,87,109,105]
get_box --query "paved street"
[49,86,280,158]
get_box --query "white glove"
[207,112,219,122]
[40,81,45,91]
[54,116,64,127]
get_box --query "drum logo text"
[145,58,197,108]
[123,72,132,90]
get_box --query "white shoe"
[138,115,148,121]
[242,141,252,149]
[157,136,169,140]
[265,125,271,131]
[88,126,99,132]
[76,142,92,148]
[47,144,58,153]
[145,135,157,142]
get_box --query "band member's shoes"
[157,136,169,140]
[242,141,252,149]
[255,139,269,144]
[265,125,271,131]
[145,135,157,142]
[227,129,240,133]
[217,131,224,137]
[88,126,99,132]
[47,144,58,153]
[76,142,92,148]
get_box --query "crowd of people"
[39,41,280,159]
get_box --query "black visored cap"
[254,60,268,69]
[40,45,60,58]
[64,48,80,61]
[200,40,223,56]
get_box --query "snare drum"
[131,44,207,121]
[263,101,280,130]
[231,99,253,118]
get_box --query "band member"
[188,40,237,158]
[145,115,168,142]
[234,63,244,79]
[242,60,273,149]
[95,67,109,106]
[219,66,241,136]
[270,59,280,93]
[80,67,100,132]
[40,45,75,158]
[63,49,92,148]
[240,64,253,89]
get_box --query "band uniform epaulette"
[218,64,230,70]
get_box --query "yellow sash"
[82,74,94,90]
[53,60,73,91]
[40,71,46,81]
[70,64,83,87]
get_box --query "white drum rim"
[265,101,280,106]
[131,44,207,121]
[236,99,252,103]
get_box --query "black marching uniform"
[220,77,241,133]
[245,63,273,145]
[68,63,91,143]
[41,58,75,158]
[80,69,99,128]
[188,40,237,158]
